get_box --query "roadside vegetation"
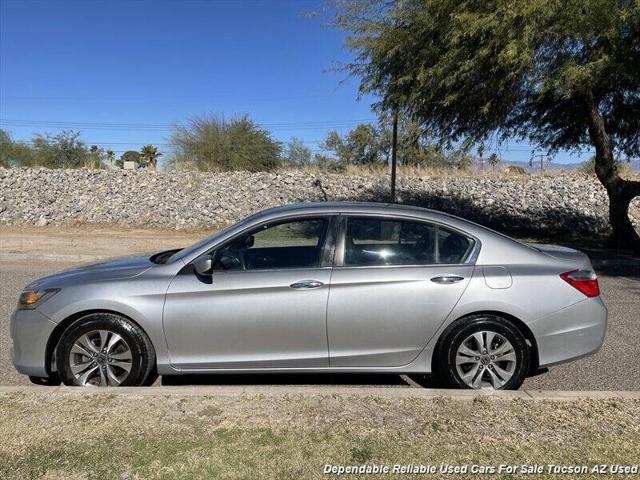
[0,392,638,479]
[0,114,487,174]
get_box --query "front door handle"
[290,280,325,289]
[430,275,465,284]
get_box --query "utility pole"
[530,150,550,172]
[390,111,398,203]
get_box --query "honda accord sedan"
[11,202,607,389]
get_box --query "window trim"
[206,214,338,273]
[335,214,480,268]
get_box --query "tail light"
[560,269,600,297]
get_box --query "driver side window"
[212,217,329,271]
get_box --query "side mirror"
[193,255,213,275]
[245,235,255,248]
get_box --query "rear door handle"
[290,280,325,289]
[430,275,465,284]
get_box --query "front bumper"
[10,308,57,377]
[530,297,608,368]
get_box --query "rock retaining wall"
[1,168,628,236]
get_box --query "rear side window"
[344,217,474,266]
[437,226,475,264]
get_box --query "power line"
[0,118,379,132]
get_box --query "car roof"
[252,201,481,230]
[256,201,440,217]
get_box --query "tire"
[56,313,156,387]
[435,314,529,390]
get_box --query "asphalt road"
[1,259,638,390]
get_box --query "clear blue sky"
[0,0,585,165]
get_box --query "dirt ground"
[0,225,209,263]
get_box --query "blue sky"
[0,0,586,165]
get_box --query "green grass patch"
[0,393,638,479]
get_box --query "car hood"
[528,243,593,270]
[26,255,154,289]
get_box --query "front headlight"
[17,289,60,310]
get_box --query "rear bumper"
[530,297,607,368]
[10,308,57,377]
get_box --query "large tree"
[170,114,281,172]
[335,0,640,249]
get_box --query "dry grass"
[0,392,638,479]
[293,163,531,178]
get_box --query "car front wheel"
[436,315,530,390]
[56,313,155,387]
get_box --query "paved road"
[1,258,638,390]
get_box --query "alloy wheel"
[455,330,517,389]
[68,329,133,386]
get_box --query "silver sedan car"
[11,202,607,390]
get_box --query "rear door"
[327,216,476,367]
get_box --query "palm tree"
[88,145,103,169]
[140,144,162,171]
[106,149,115,168]
[488,153,500,171]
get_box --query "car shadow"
[160,372,441,388]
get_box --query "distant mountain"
[494,158,640,173]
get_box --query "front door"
[327,216,475,367]
[163,216,334,369]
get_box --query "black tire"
[435,314,529,390]
[142,369,159,386]
[56,313,156,387]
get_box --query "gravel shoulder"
[0,390,639,479]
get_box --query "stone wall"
[1,167,628,236]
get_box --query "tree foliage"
[0,129,100,169]
[284,137,312,167]
[320,120,474,169]
[488,153,500,171]
[0,129,35,167]
[31,131,91,168]
[334,0,640,248]
[140,144,162,171]
[170,114,281,172]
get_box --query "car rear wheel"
[436,315,529,390]
[56,313,155,387]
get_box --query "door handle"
[430,275,464,284]
[290,280,325,289]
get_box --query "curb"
[1,385,639,400]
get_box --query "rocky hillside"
[1,167,634,236]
